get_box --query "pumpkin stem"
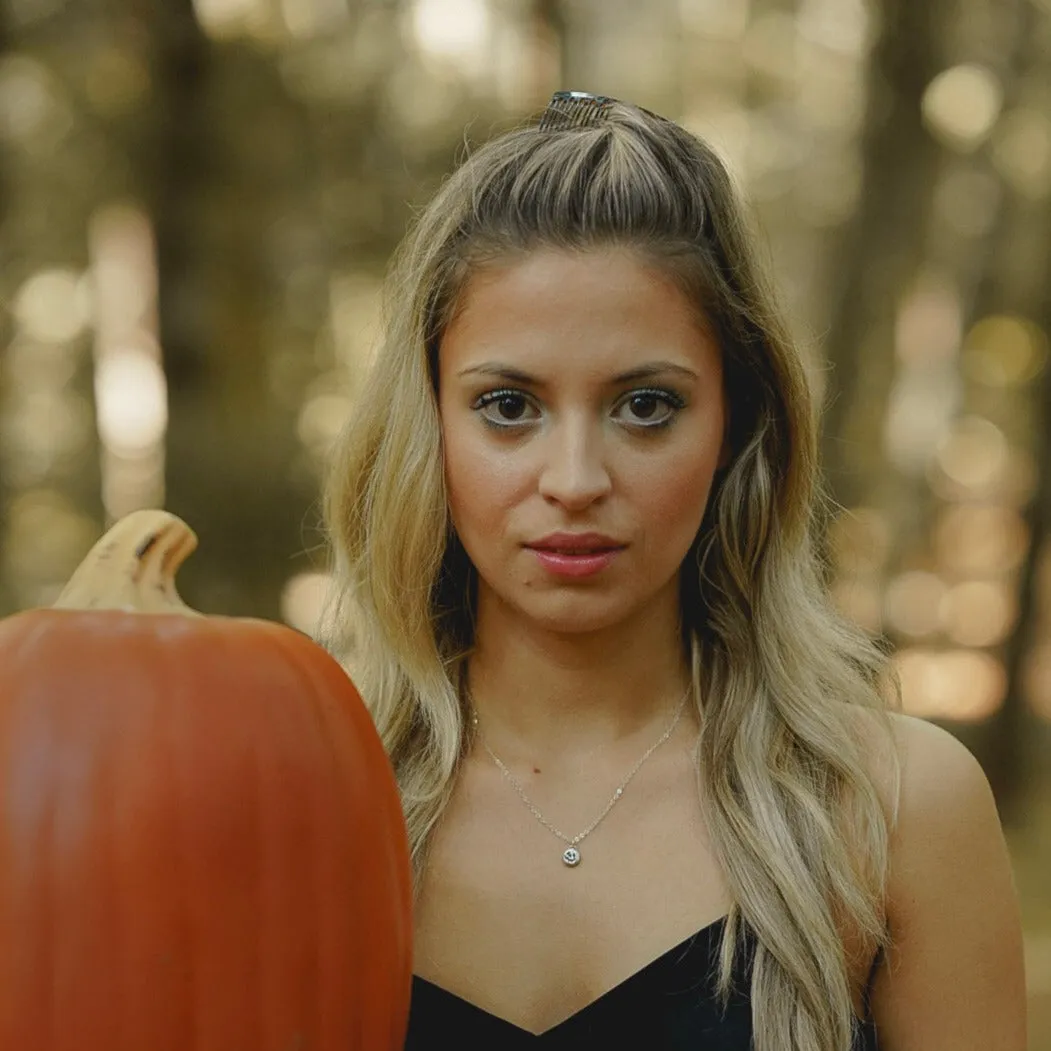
[52,509,203,616]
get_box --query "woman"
[321,92,1026,1050]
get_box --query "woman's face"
[437,247,727,636]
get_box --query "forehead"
[439,247,721,381]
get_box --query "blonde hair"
[320,100,900,1051]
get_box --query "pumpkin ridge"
[267,626,413,1046]
[142,629,197,1051]
[262,625,406,1043]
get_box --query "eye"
[474,389,538,427]
[614,388,685,428]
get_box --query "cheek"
[634,442,721,545]
[443,426,523,539]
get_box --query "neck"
[465,590,698,764]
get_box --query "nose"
[537,417,612,509]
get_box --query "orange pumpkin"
[0,510,412,1051]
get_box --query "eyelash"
[472,387,687,431]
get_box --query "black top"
[405,914,880,1050]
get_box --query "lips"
[533,544,621,554]
[529,545,623,578]
[542,547,618,555]
[527,532,625,554]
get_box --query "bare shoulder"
[868,711,1027,1050]
[886,710,993,823]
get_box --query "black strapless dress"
[404,915,880,1049]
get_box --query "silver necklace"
[469,691,690,868]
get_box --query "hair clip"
[538,90,614,131]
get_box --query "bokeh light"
[933,503,1030,577]
[922,63,1003,151]
[2,490,98,605]
[191,0,267,40]
[830,577,883,633]
[297,390,352,459]
[410,0,491,72]
[884,571,947,639]
[280,0,350,39]
[0,55,71,148]
[962,315,1048,388]
[932,415,1009,493]
[894,272,962,365]
[94,348,168,456]
[992,106,1051,200]
[13,269,91,344]
[88,204,166,519]
[827,507,892,576]
[895,647,1007,721]
[941,579,1018,648]
[281,571,333,633]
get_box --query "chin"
[477,571,678,637]
[513,593,648,636]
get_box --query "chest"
[412,747,733,1034]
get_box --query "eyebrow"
[456,361,699,384]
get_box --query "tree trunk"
[0,3,106,613]
[818,0,950,509]
[142,1,318,618]
[977,1,1051,817]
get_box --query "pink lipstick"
[531,548,622,578]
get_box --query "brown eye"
[629,394,660,419]
[474,389,538,427]
[614,388,683,428]
[496,394,528,420]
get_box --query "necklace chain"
[470,690,690,866]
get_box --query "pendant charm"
[562,847,581,867]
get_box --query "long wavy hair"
[320,98,901,1051]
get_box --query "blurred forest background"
[1,0,1049,1042]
